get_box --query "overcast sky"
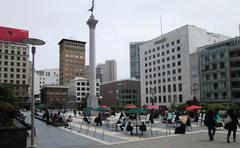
[0,0,239,79]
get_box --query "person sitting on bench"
[139,122,147,135]
[126,121,133,135]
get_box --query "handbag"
[223,115,232,125]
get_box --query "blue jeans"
[208,125,216,140]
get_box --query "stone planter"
[0,119,27,148]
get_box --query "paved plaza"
[25,112,240,148]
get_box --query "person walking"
[204,109,216,141]
[225,109,240,143]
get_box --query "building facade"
[100,79,141,106]
[36,69,59,88]
[198,37,240,103]
[103,60,117,83]
[40,85,68,108]
[85,64,104,83]
[68,77,100,108]
[129,41,145,79]
[0,41,30,104]
[59,39,86,85]
[139,25,229,107]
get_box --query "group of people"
[204,109,240,143]
[42,110,73,127]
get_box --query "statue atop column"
[88,0,95,14]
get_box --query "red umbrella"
[145,105,159,110]
[185,105,202,111]
[100,105,109,108]
[125,105,137,109]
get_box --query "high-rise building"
[198,37,240,103]
[0,41,30,104]
[103,60,117,83]
[129,41,145,79]
[59,39,86,85]
[139,25,229,107]
[85,64,105,83]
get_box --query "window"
[171,48,175,53]
[167,57,170,61]
[177,46,181,51]
[220,63,225,69]
[168,95,172,103]
[177,39,180,44]
[158,96,162,103]
[179,95,183,102]
[177,61,181,66]
[172,62,176,67]
[163,85,166,92]
[167,50,170,54]
[212,64,217,70]
[213,83,218,89]
[172,55,175,60]
[172,69,176,74]
[212,54,217,60]
[158,86,161,93]
[177,54,181,58]
[220,53,224,58]
[146,97,149,103]
[171,41,175,46]
[178,76,182,80]
[179,83,182,91]
[206,74,210,80]
[163,96,166,103]
[178,68,181,73]
[213,73,218,80]
[166,43,169,47]
[168,85,171,92]
[173,84,176,92]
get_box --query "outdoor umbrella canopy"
[125,108,146,114]
[185,105,202,111]
[100,105,109,108]
[125,104,138,109]
[95,107,110,111]
[145,105,159,110]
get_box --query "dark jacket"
[226,112,240,131]
[204,110,216,127]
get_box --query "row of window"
[203,62,225,71]
[145,40,181,55]
[204,52,225,62]
[0,67,26,73]
[204,92,227,100]
[145,54,181,66]
[203,82,227,91]
[146,83,182,94]
[146,94,183,103]
[145,48,181,61]
[0,79,26,84]
[146,76,182,85]
[145,68,182,77]
[76,82,100,86]
[0,55,27,61]
[204,72,226,81]
[0,61,27,67]
[0,49,27,55]
[145,61,182,72]
[0,73,26,78]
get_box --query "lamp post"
[116,90,119,107]
[150,87,155,106]
[98,96,103,106]
[23,38,45,148]
[193,81,198,100]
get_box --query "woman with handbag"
[225,109,240,143]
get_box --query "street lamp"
[116,90,119,107]
[23,38,45,148]
[193,81,198,100]
[98,96,103,106]
[150,87,155,106]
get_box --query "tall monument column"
[87,0,98,109]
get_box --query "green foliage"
[0,102,16,127]
[0,84,16,104]
[36,104,48,110]
[0,84,16,127]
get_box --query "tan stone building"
[0,41,30,104]
[59,39,86,85]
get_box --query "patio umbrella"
[145,105,159,110]
[185,105,202,111]
[100,105,109,108]
[125,108,146,114]
[83,107,94,116]
[95,107,110,111]
[125,104,138,109]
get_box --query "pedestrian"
[225,109,240,143]
[126,121,133,135]
[204,109,216,141]
[139,122,147,135]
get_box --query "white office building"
[68,77,100,104]
[34,69,59,99]
[140,25,229,107]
